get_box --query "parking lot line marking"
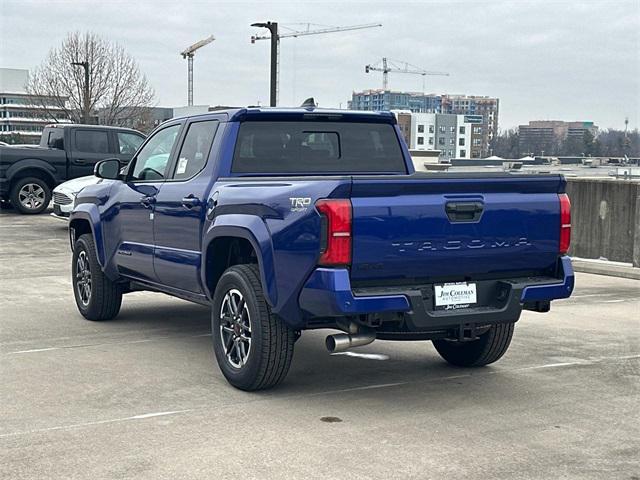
[308,381,410,396]
[8,347,59,354]
[602,299,625,303]
[517,361,588,370]
[130,410,192,419]
[0,410,192,438]
[597,354,640,361]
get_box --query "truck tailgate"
[350,174,564,283]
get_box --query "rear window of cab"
[231,121,406,174]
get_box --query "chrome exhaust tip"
[326,329,376,353]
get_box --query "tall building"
[350,89,498,157]
[399,112,482,160]
[349,90,441,113]
[441,95,499,157]
[518,120,598,155]
[0,68,70,144]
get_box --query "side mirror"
[94,158,122,180]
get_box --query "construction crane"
[365,57,449,92]
[180,35,215,106]
[251,22,382,106]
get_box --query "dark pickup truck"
[70,108,574,391]
[0,124,144,214]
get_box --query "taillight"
[316,199,352,266]
[559,193,571,254]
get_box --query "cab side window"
[117,132,144,156]
[47,129,64,149]
[171,120,218,180]
[75,130,109,153]
[129,124,181,181]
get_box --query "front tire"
[10,177,51,214]
[72,234,122,321]
[432,322,515,367]
[211,264,295,391]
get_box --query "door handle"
[75,158,87,165]
[140,196,156,208]
[181,194,201,209]
[445,201,484,222]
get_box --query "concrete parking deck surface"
[1,210,639,480]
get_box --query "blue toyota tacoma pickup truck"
[69,107,574,390]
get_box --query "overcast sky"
[1,0,638,129]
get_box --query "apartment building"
[441,95,498,157]
[0,68,70,144]
[351,90,498,157]
[349,90,442,113]
[404,112,481,160]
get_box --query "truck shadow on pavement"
[109,300,512,398]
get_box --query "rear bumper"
[520,256,574,302]
[298,268,411,317]
[298,256,574,329]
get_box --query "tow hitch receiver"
[458,324,480,342]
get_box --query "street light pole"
[251,21,278,107]
[71,61,90,124]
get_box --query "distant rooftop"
[352,89,441,96]
[520,120,598,129]
[351,89,498,100]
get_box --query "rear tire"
[211,264,295,391]
[10,177,51,214]
[432,322,515,367]
[72,233,122,321]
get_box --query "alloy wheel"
[18,183,46,210]
[219,288,252,368]
[76,250,92,306]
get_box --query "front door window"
[129,124,181,181]
[171,120,218,180]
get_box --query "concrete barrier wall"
[565,178,640,266]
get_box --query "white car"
[51,175,102,220]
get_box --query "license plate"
[434,282,477,310]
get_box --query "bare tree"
[26,31,155,126]
[490,129,520,158]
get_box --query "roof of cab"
[170,107,397,124]
[45,123,144,134]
